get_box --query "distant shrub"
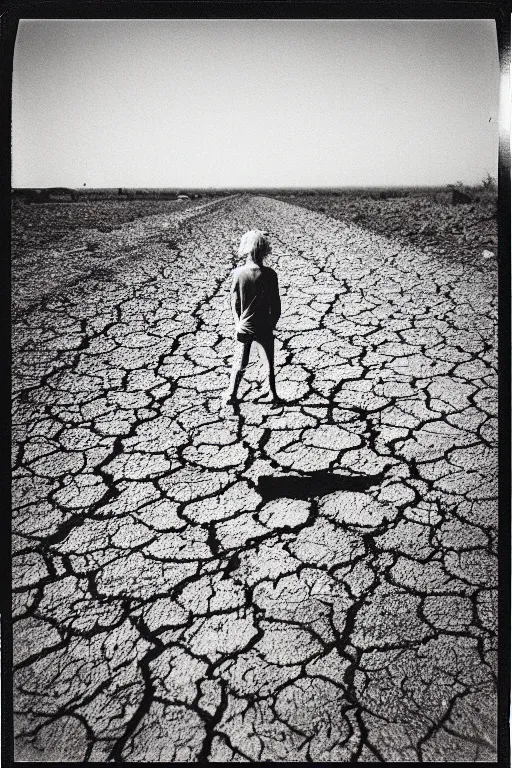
[447,181,470,194]
[481,173,497,191]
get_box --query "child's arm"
[230,273,241,328]
[270,272,281,328]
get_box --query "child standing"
[222,230,281,406]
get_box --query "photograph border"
[2,2,510,765]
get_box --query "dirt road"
[12,195,498,761]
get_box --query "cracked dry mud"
[12,195,497,761]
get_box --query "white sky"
[12,18,500,188]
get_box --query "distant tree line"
[11,188,228,203]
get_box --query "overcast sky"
[12,18,499,188]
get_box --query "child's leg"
[255,336,277,399]
[224,338,252,402]
[256,341,269,385]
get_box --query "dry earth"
[12,195,498,762]
[270,189,498,269]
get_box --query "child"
[222,229,281,407]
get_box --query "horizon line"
[11,182,491,191]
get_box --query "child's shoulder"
[233,263,260,277]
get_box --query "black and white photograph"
[9,7,507,763]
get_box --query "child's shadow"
[257,466,391,501]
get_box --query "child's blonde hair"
[238,229,271,264]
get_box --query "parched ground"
[12,195,498,762]
[269,189,498,268]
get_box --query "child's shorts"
[237,332,273,343]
